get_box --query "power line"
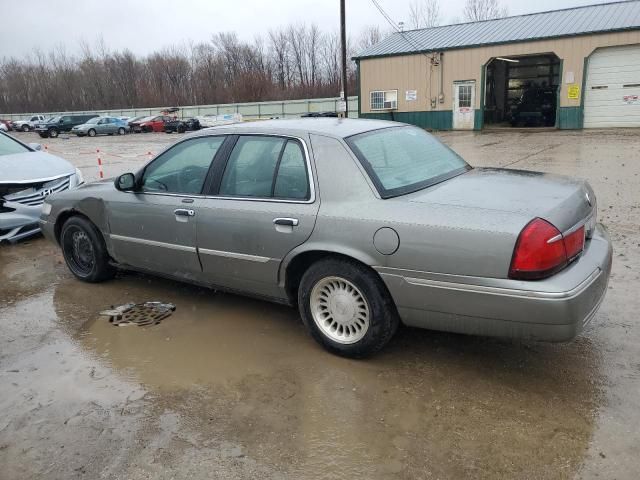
[370,0,427,53]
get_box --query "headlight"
[74,167,84,186]
[42,202,52,216]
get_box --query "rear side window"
[219,136,310,200]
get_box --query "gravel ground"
[0,128,638,479]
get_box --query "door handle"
[273,218,299,226]
[174,209,195,217]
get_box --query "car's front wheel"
[60,216,116,283]
[117,127,125,135]
[298,258,399,358]
[88,129,96,137]
[48,128,59,138]
[21,124,30,132]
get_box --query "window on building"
[370,90,398,110]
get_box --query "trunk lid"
[402,167,595,233]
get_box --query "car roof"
[194,118,402,139]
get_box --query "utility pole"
[340,0,348,114]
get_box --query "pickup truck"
[11,115,47,132]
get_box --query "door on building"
[453,81,475,130]
[584,44,640,128]
[483,54,560,128]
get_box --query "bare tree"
[409,0,441,29]
[0,22,367,114]
[463,0,508,22]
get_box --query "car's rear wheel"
[177,125,186,133]
[22,124,30,132]
[48,128,59,138]
[88,129,96,137]
[117,127,125,135]
[60,216,115,283]
[298,258,399,358]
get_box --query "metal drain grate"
[99,302,176,327]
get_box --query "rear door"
[107,135,227,278]
[196,134,319,298]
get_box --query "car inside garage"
[483,54,561,128]
[584,44,640,128]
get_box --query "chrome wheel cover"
[310,276,370,344]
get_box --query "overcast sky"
[0,0,609,58]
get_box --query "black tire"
[22,124,30,132]
[60,216,115,283]
[49,128,59,138]
[117,127,125,135]
[177,125,186,134]
[38,133,48,138]
[298,258,399,358]
[88,129,96,137]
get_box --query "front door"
[453,81,476,130]
[107,135,226,279]
[196,134,319,299]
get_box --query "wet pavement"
[1,129,639,479]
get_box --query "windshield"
[139,116,155,122]
[85,117,100,124]
[48,116,61,123]
[346,126,470,198]
[0,133,30,156]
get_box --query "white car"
[0,132,83,243]
[11,115,46,132]
[0,123,7,132]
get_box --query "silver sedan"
[39,119,612,357]
[0,132,83,243]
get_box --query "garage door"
[584,44,640,128]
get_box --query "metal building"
[354,0,640,130]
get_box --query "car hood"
[401,167,594,232]
[0,151,75,184]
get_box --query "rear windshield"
[346,126,470,198]
[0,133,29,156]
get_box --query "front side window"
[219,136,310,200]
[142,136,225,194]
[346,126,470,198]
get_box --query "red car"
[130,115,173,133]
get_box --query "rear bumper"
[377,224,613,341]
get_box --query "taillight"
[509,218,585,280]
[563,225,585,259]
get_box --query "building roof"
[354,1,640,59]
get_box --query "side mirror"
[28,143,42,151]
[59,119,64,124]
[115,173,136,191]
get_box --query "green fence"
[1,96,359,121]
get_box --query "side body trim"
[109,233,196,253]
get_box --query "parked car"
[126,116,147,130]
[164,117,201,134]
[34,114,99,138]
[0,120,13,132]
[130,115,172,133]
[0,122,8,132]
[39,119,612,357]
[11,115,46,132]
[301,111,339,118]
[0,132,83,243]
[72,116,129,137]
